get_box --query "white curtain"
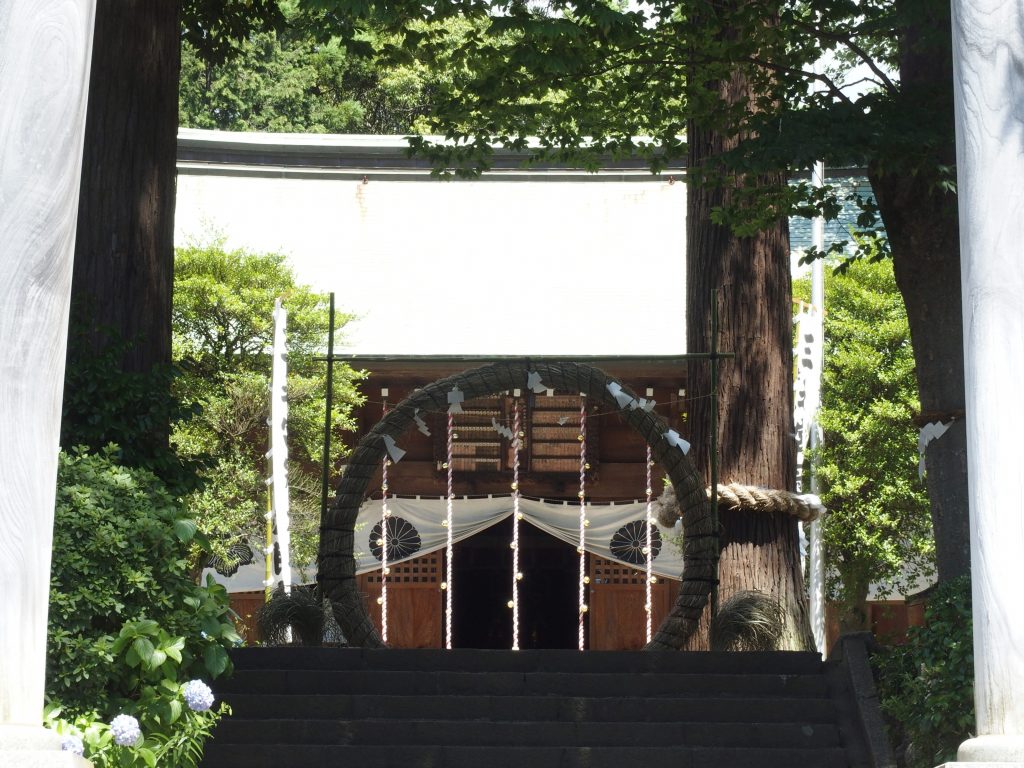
[357,496,684,580]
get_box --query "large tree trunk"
[684,69,813,651]
[870,0,970,583]
[69,0,179,378]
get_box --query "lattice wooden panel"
[590,556,649,585]
[361,553,441,586]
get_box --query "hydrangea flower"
[60,734,84,755]
[183,679,215,712]
[109,714,141,746]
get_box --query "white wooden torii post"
[0,1,95,765]
[951,0,1024,764]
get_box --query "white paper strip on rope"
[269,299,292,596]
[353,496,685,580]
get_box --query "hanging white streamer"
[492,417,514,441]
[918,420,952,479]
[606,381,636,409]
[578,396,588,651]
[663,429,691,454]
[527,371,547,393]
[413,408,431,436]
[382,434,406,463]
[645,445,654,644]
[447,386,465,414]
[444,412,455,649]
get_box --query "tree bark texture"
[685,69,812,651]
[870,1,970,583]
[69,0,179,376]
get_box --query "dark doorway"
[452,516,579,649]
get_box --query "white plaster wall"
[175,173,686,355]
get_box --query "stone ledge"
[0,751,92,767]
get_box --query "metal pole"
[709,288,720,619]
[320,293,336,521]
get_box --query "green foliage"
[181,0,286,65]
[876,576,974,767]
[48,449,238,711]
[301,0,951,251]
[179,6,449,134]
[47,449,240,767]
[61,324,202,495]
[797,260,933,628]
[46,620,230,767]
[172,239,364,575]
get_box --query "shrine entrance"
[453,517,578,650]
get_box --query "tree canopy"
[172,240,364,574]
[799,259,933,631]
[179,7,447,134]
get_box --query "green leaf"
[204,644,230,677]
[137,746,157,768]
[172,518,198,543]
[132,637,156,668]
[201,615,222,638]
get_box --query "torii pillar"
[0,1,96,765]
[951,0,1024,764]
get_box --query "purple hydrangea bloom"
[183,679,215,712]
[60,734,85,755]
[109,714,141,746]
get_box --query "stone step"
[211,718,842,749]
[221,692,839,723]
[215,669,828,698]
[229,647,824,676]
[201,743,851,768]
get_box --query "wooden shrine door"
[588,556,680,650]
[357,553,443,648]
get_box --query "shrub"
[875,576,974,767]
[46,448,240,766]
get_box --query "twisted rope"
[654,482,825,529]
[445,412,454,650]
[511,400,522,651]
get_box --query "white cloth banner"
[270,299,292,592]
[793,307,823,493]
[356,496,684,580]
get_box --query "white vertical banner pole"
[952,0,1024,759]
[270,299,292,597]
[0,1,96,761]
[808,159,827,659]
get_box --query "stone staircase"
[201,647,879,768]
